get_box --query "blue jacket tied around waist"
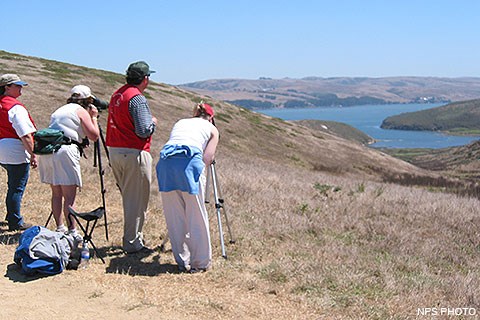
[156,145,204,195]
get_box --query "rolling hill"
[0,50,426,180]
[381,99,480,135]
[179,76,480,109]
[2,50,480,319]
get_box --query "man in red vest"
[0,74,36,231]
[106,61,157,254]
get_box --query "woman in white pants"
[156,102,219,273]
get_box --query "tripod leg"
[94,140,109,241]
[210,163,227,259]
[211,163,235,244]
[98,125,111,163]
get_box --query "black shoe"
[189,267,207,274]
[178,265,190,273]
[9,222,33,231]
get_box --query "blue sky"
[3,1,480,85]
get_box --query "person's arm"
[77,105,100,141]
[20,133,37,168]
[203,125,219,165]
[129,95,157,138]
[9,105,37,168]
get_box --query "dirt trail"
[0,230,319,320]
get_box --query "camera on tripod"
[92,97,109,112]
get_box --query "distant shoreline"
[261,103,480,149]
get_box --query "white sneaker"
[67,229,83,246]
[55,225,68,233]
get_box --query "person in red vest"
[106,61,157,254]
[0,74,36,231]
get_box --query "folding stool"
[68,206,106,264]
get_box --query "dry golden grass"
[3,152,480,319]
[1,51,480,319]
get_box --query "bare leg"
[60,185,77,230]
[51,185,64,228]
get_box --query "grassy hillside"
[294,120,375,145]
[0,51,433,181]
[383,140,480,182]
[2,50,480,319]
[381,99,480,134]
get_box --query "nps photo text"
[417,307,477,316]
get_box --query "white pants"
[161,173,211,269]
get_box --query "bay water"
[260,103,480,149]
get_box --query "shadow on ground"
[2,235,181,281]
[4,263,51,283]
[0,229,21,246]
[103,245,181,276]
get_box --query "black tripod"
[93,123,109,240]
[205,160,235,259]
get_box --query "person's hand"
[88,104,99,118]
[203,153,215,166]
[30,154,38,169]
[152,116,158,125]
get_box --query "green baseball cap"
[126,61,156,78]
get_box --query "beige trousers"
[109,147,152,253]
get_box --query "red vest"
[106,84,152,151]
[0,95,36,139]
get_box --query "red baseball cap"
[203,103,214,116]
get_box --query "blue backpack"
[14,226,72,276]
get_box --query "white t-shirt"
[0,104,36,164]
[166,117,215,151]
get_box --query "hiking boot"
[9,222,33,231]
